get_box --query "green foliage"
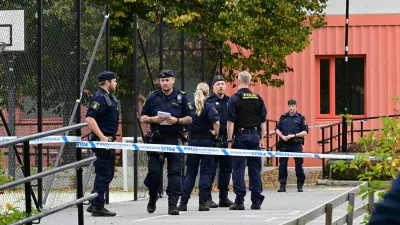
[331,106,400,223]
[89,0,328,92]
[0,152,31,225]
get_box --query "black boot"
[147,195,158,213]
[178,201,188,211]
[229,203,245,210]
[297,186,304,192]
[91,207,116,217]
[199,203,210,211]
[168,205,179,215]
[219,198,234,207]
[206,199,219,208]
[86,204,93,213]
[277,186,286,192]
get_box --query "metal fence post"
[201,34,205,82]
[180,30,185,186]
[23,141,33,225]
[321,128,325,178]
[133,13,139,201]
[37,0,43,208]
[342,115,348,152]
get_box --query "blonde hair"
[194,82,210,116]
[238,71,251,85]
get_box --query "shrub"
[332,112,400,224]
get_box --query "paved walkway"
[37,185,368,225]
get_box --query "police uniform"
[228,88,267,210]
[369,175,400,224]
[141,70,191,215]
[86,71,119,217]
[276,99,308,192]
[205,75,233,207]
[178,101,220,211]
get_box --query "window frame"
[315,55,367,119]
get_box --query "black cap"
[97,71,116,82]
[159,69,175,79]
[212,75,226,86]
[288,99,297,105]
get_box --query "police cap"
[288,99,297,105]
[212,75,226,86]
[159,69,175,79]
[97,71,116,82]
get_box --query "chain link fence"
[0,0,108,213]
[127,15,220,198]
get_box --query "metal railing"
[0,122,90,225]
[265,119,279,166]
[318,114,400,177]
[282,182,377,225]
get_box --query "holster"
[214,135,224,148]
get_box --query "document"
[157,111,171,125]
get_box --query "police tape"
[0,135,376,160]
[75,141,368,160]
[0,136,82,144]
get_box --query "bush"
[332,112,400,224]
[0,152,32,225]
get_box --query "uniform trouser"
[278,143,305,187]
[232,130,264,206]
[144,138,183,205]
[209,145,232,200]
[181,139,214,204]
[91,149,116,208]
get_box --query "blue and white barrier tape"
[0,136,82,144]
[75,141,364,160]
[0,135,375,160]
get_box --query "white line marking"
[289,211,301,215]
[265,217,277,222]
[135,213,186,222]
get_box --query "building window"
[317,56,365,117]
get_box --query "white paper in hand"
[157,111,171,125]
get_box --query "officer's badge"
[304,120,308,125]
[187,103,193,110]
[90,101,100,110]
[216,102,219,105]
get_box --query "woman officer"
[178,82,220,211]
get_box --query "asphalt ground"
[37,185,368,225]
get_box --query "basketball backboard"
[0,9,25,52]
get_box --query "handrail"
[320,122,342,129]
[0,156,96,191]
[282,182,367,225]
[10,193,98,225]
[351,113,400,121]
[0,122,87,148]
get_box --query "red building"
[226,1,400,166]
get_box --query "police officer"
[85,71,118,217]
[140,69,192,215]
[178,82,220,211]
[227,71,267,210]
[275,99,308,193]
[206,75,233,208]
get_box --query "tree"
[87,0,327,136]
